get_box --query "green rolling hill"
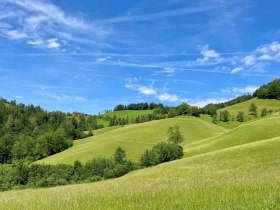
[1,130,279,209]
[37,116,226,164]
[186,116,280,157]
[219,98,280,116]
[1,99,280,209]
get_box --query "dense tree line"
[113,102,201,118]
[0,99,103,164]
[202,95,252,115]
[105,104,201,127]
[253,79,280,99]
[0,147,135,191]
[114,102,166,111]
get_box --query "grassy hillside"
[199,98,280,129]
[1,136,279,209]
[186,116,280,157]
[219,98,280,116]
[96,118,109,127]
[37,117,226,164]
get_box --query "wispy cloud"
[0,0,108,50]
[256,42,280,62]
[95,3,233,24]
[97,56,112,62]
[242,55,256,66]
[190,98,228,107]
[153,67,175,76]
[3,29,27,39]
[156,93,178,102]
[197,44,221,63]
[230,67,243,74]
[125,78,157,95]
[221,85,259,94]
[35,89,86,103]
[124,77,180,102]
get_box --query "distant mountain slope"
[37,116,226,164]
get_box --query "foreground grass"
[37,117,226,164]
[1,137,279,209]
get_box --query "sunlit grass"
[1,137,279,209]
[37,116,226,164]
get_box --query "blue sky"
[0,0,279,114]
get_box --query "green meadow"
[1,133,279,209]
[37,116,226,164]
[1,100,280,209]
[219,98,280,116]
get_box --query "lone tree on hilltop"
[167,125,184,145]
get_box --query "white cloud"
[191,98,227,107]
[97,56,112,62]
[156,93,178,102]
[27,38,43,46]
[47,38,60,49]
[138,86,157,95]
[0,0,107,50]
[230,67,243,74]
[26,38,60,49]
[153,66,175,76]
[4,29,27,39]
[242,55,256,66]
[37,91,86,102]
[200,45,220,58]
[125,78,179,102]
[125,83,157,95]
[256,42,280,62]
[196,45,221,63]
[221,85,259,94]
[257,41,280,53]
[259,54,272,61]
[4,0,90,30]
[163,67,175,74]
